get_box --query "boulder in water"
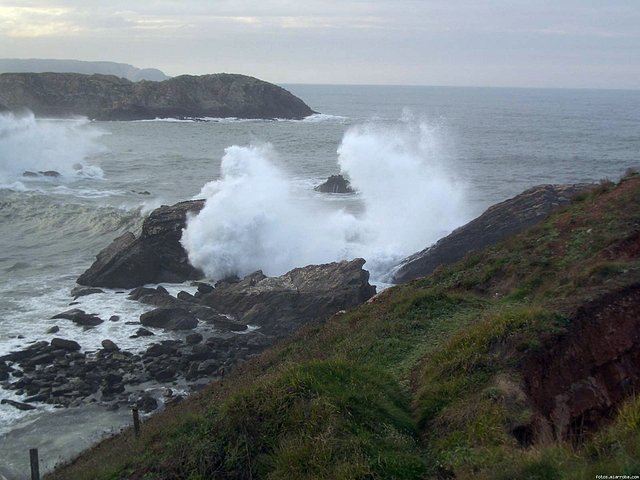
[314,174,354,193]
[70,286,104,299]
[101,339,120,352]
[51,309,103,326]
[200,258,376,337]
[51,338,81,351]
[22,170,61,178]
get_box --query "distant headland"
[0,71,315,120]
[0,58,169,82]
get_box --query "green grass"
[47,175,640,479]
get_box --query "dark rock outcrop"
[51,309,103,326]
[314,174,354,193]
[391,184,593,283]
[23,170,61,178]
[200,258,376,337]
[1,399,36,411]
[140,307,199,331]
[77,200,205,288]
[50,338,81,351]
[70,286,103,299]
[0,72,315,120]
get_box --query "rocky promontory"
[391,183,593,283]
[0,72,315,120]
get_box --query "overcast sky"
[1,0,639,89]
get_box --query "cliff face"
[0,72,315,120]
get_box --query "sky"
[0,0,639,89]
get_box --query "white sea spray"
[0,110,105,186]
[182,118,470,281]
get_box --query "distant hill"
[0,72,315,120]
[0,59,169,82]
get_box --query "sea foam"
[0,110,105,185]
[182,118,469,281]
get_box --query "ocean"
[1,84,639,477]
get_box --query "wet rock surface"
[523,283,640,442]
[1,259,375,415]
[314,174,354,193]
[392,184,594,283]
[77,200,205,288]
[200,258,376,337]
[51,309,103,327]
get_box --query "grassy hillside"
[48,173,640,480]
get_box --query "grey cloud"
[0,0,638,88]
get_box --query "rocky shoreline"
[1,182,592,418]
[0,259,375,417]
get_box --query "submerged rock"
[22,170,61,178]
[77,200,205,288]
[391,184,593,283]
[70,286,104,299]
[135,327,154,337]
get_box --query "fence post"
[132,407,141,437]
[29,448,40,480]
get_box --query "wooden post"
[132,408,141,437]
[29,448,40,480]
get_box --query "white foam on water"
[134,117,200,123]
[0,388,56,438]
[130,115,347,124]
[0,110,105,185]
[49,185,124,199]
[0,280,202,358]
[182,117,470,281]
[300,113,349,123]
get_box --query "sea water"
[1,85,639,477]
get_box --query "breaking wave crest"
[0,110,105,186]
[182,118,470,281]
